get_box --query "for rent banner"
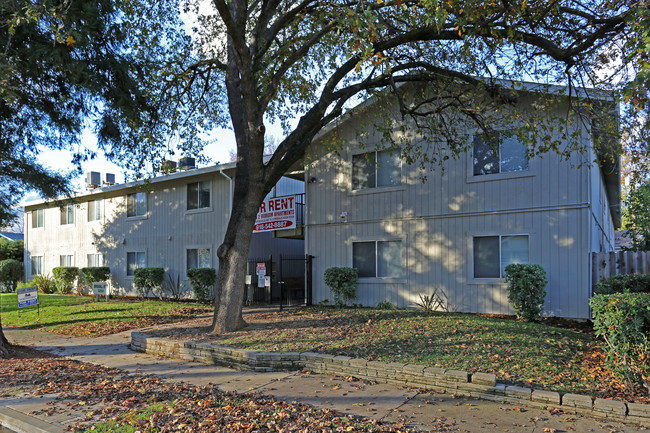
[253,195,296,232]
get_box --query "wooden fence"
[592,251,650,288]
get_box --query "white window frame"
[31,256,43,276]
[88,199,103,222]
[31,209,44,229]
[186,180,212,212]
[126,251,146,277]
[351,149,403,192]
[185,246,212,272]
[59,255,74,267]
[87,253,104,267]
[60,204,75,225]
[351,239,404,279]
[470,233,530,282]
[126,192,147,218]
[467,132,535,183]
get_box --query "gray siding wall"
[588,146,616,253]
[305,107,606,318]
[24,171,304,297]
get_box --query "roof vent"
[178,157,196,170]
[103,173,115,185]
[160,160,177,173]
[86,171,101,188]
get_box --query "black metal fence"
[245,254,313,308]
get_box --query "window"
[126,251,146,276]
[352,149,401,190]
[60,255,73,266]
[60,204,74,225]
[353,240,402,278]
[187,181,211,210]
[31,209,44,228]
[87,254,104,267]
[472,133,528,176]
[127,192,147,217]
[31,256,43,275]
[88,199,103,222]
[473,235,529,278]
[187,248,211,271]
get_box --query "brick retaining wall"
[131,331,650,427]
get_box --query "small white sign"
[93,282,108,296]
[17,286,38,308]
[264,276,271,288]
[245,275,252,285]
[258,275,265,288]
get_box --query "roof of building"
[0,232,23,241]
[22,161,238,209]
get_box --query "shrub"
[162,270,187,301]
[52,267,79,294]
[504,264,548,322]
[594,274,650,295]
[33,273,56,294]
[0,259,22,292]
[590,293,650,391]
[0,239,24,262]
[16,280,35,290]
[133,267,165,299]
[187,268,217,302]
[80,267,111,290]
[323,267,358,306]
[376,300,397,310]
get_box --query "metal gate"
[246,254,313,308]
[279,254,313,308]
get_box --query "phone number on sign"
[255,220,292,231]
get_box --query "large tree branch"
[259,20,337,109]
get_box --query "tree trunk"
[0,319,10,357]
[210,178,268,334]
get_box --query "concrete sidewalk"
[1,326,646,433]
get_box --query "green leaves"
[590,293,650,391]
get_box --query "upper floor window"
[127,251,146,276]
[472,133,528,176]
[87,253,104,267]
[473,235,529,278]
[60,255,73,266]
[187,181,211,210]
[60,204,74,225]
[127,192,147,217]
[88,199,103,222]
[352,149,401,190]
[187,248,211,271]
[353,240,402,278]
[31,256,43,275]
[31,209,44,228]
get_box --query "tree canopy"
[2,0,648,335]
[0,0,150,224]
[114,0,645,333]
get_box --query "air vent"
[178,157,196,170]
[86,171,101,188]
[103,173,115,185]
[160,160,177,173]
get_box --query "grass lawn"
[152,307,642,402]
[0,293,212,337]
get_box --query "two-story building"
[23,162,304,297]
[303,83,619,319]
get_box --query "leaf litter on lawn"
[0,345,413,432]
[147,307,650,404]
